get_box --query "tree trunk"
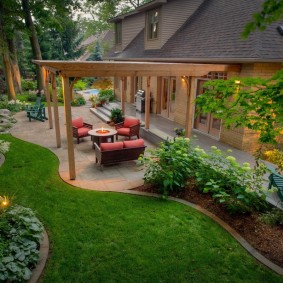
[0,1,16,100]
[21,0,44,91]
[8,37,22,94]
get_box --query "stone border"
[123,189,283,277]
[0,153,5,167]
[28,229,49,283]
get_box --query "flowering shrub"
[0,205,43,282]
[7,100,27,112]
[140,138,270,214]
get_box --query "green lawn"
[0,134,282,283]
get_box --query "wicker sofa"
[94,139,146,168]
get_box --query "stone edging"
[122,189,283,277]
[28,229,49,283]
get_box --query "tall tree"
[21,0,44,91]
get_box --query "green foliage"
[195,72,283,144]
[71,93,86,106]
[74,80,87,91]
[242,0,283,38]
[0,96,27,113]
[174,128,186,137]
[193,146,269,214]
[140,138,193,197]
[110,107,124,123]
[87,41,103,61]
[140,138,270,214]
[98,89,115,103]
[21,80,37,92]
[0,140,10,154]
[264,149,283,172]
[0,205,43,282]
[260,207,283,227]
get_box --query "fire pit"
[96,128,110,134]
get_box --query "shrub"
[140,138,270,214]
[0,205,43,282]
[98,89,114,103]
[140,138,193,197]
[264,149,283,173]
[71,93,86,106]
[0,140,10,154]
[74,80,87,90]
[260,208,283,227]
[21,80,37,92]
[110,108,123,123]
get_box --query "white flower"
[0,140,10,154]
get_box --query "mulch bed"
[134,182,283,268]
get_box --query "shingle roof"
[108,0,283,62]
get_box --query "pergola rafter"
[34,60,241,180]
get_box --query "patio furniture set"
[71,116,146,167]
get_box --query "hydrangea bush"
[140,138,271,214]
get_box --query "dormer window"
[148,9,159,39]
[115,21,122,45]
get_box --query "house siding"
[161,0,205,47]
[122,13,144,50]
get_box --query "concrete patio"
[10,103,282,208]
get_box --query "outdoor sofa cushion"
[123,117,140,128]
[123,139,144,148]
[100,142,124,151]
[77,128,90,137]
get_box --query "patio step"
[96,106,112,117]
[103,102,121,111]
[140,128,174,145]
[90,107,111,123]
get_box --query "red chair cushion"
[123,117,140,128]
[72,117,83,128]
[123,139,144,148]
[117,128,130,135]
[100,142,123,151]
[77,128,89,137]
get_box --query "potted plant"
[174,128,186,137]
[110,108,124,125]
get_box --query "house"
[107,0,283,153]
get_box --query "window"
[148,9,159,39]
[115,21,122,45]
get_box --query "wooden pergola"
[34,60,240,180]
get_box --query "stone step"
[89,108,111,123]
[103,102,121,111]
[96,106,112,117]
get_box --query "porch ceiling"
[33,60,240,77]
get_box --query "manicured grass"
[16,94,64,106]
[0,134,283,283]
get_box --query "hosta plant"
[0,205,43,282]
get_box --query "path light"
[0,195,10,208]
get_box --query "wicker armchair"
[72,117,93,144]
[115,117,140,140]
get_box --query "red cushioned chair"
[72,117,93,144]
[115,117,140,140]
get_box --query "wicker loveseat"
[94,139,146,168]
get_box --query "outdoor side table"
[88,128,117,148]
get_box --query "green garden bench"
[267,164,283,201]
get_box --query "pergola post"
[51,74,61,148]
[183,76,193,137]
[121,77,125,114]
[145,76,151,129]
[62,75,76,180]
[43,68,53,129]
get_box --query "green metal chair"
[25,97,42,116]
[267,164,283,201]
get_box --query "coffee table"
[88,128,117,148]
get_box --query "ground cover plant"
[0,135,282,282]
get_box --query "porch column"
[184,76,193,137]
[62,75,76,180]
[43,68,53,129]
[145,76,151,129]
[130,76,135,104]
[121,77,125,114]
[51,74,61,148]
